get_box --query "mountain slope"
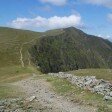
[0,27,65,67]
[30,27,112,73]
[0,27,41,67]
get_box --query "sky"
[0,0,112,40]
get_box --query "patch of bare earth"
[13,76,97,112]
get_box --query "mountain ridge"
[0,26,112,70]
[30,27,112,73]
[0,27,41,67]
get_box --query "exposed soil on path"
[13,76,97,112]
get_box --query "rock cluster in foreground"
[0,96,38,112]
[48,72,112,100]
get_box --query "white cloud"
[81,0,112,8]
[10,15,83,31]
[103,35,112,41]
[97,34,112,40]
[40,0,67,6]
[107,13,112,21]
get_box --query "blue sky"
[0,0,112,40]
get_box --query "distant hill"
[30,27,112,73]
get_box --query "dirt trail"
[13,76,97,112]
[19,35,46,67]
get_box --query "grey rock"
[109,91,112,96]
[48,72,112,100]
[104,95,112,100]
[25,96,36,102]
[0,106,4,109]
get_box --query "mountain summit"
[30,27,112,73]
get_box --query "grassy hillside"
[0,27,41,67]
[30,27,112,73]
[0,27,65,67]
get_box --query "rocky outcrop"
[48,72,112,100]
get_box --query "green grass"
[68,69,112,82]
[46,77,74,94]
[0,66,36,83]
[0,27,41,67]
[0,65,40,99]
[46,75,103,103]
[0,27,64,68]
[0,84,23,99]
[97,105,112,112]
